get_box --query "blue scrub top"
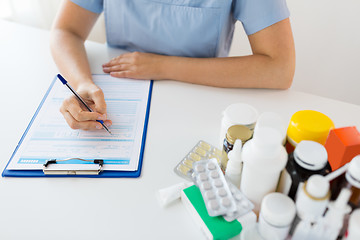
[72,0,289,58]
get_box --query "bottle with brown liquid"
[330,155,360,209]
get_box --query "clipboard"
[2,75,153,178]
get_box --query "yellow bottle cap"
[287,110,335,145]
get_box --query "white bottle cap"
[293,141,328,171]
[260,193,296,227]
[252,127,282,157]
[306,174,330,198]
[223,103,259,128]
[345,155,360,189]
[254,112,287,143]
[348,209,360,240]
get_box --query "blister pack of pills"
[174,141,222,181]
[192,158,237,217]
[223,181,254,222]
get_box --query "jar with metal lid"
[219,103,258,148]
[221,124,253,172]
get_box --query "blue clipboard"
[2,75,153,178]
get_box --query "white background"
[0,0,359,105]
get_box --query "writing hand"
[60,82,112,130]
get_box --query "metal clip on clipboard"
[43,158,104,175]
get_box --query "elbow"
[273,55,295,90]
[278,71,294,90]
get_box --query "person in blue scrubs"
[51,0,295,130]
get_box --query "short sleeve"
[71,0,104,14]
[233,0,290,35]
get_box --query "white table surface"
[1,20,360,240]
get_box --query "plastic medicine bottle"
[344,209,360,240]
[291,175,330,239]
[254,112,287,145]
[225,139,243,188]
[219,103,258,148]
[286,110,334,153]
[240,193,296,240]
[286,140,332,200]
[330,155,360,209]
[240,127,287,213]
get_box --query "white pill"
[235,193,243,201]
[210,171,219,179]
[214,179,223,187]
[205,191,216,200]
[199,173,208,181]
[202,181,212,190]
[195,164,205,172]
[209,200,220,210]
[230,186,237,194]
[222,197,232,208]
[207,162,216,170]
[241,201,249,208]
[218,188,227,197]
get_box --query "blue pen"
[57,74,112,135]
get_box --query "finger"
[62,110,103,131]
[103,54,131,67]
[104,120,112,127]
[62,97,105,121]
[110,71,133,79]
[103,64,130,73]
[89,88,107,115]
[67,101,106,122]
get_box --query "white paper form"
[8,75,151,171]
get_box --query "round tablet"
[241,201,249,208]
[221,197,232,208]
[209,200,220,210]
[218,188,227,197]
[214,179,223,187]
[210,171,219,179]
[207,162,216,170]
[199,173,208,181]
[202,181,212,190]
[205,191,216,200]
[235,193,243,201]
[194,164,205,173]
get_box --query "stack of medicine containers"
[175,103,360,240]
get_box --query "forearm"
[161,54,294,89]
[50,29,93,90]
